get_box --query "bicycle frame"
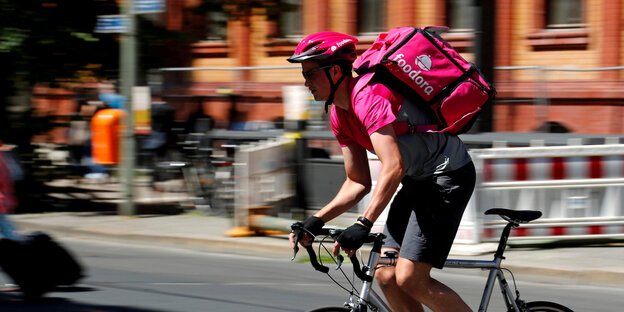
[354,222,521,312]
[445,221,522,312]
[444,257,519,312]
[354,257,516,312]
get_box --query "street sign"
[134,0,165,14]
[132,86,152,135]
[94,15,129,33]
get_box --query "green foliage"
[0,28,28,52]
[0,0,118,84]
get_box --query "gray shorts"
[382,162,475,269]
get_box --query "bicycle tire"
[305,307,350,312]
[526,301,574,312]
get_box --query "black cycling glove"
[302,216,325,236]
[337,223,370,250]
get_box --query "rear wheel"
[526,301,574,312]
[305,307,350,312]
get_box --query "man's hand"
[302,216,325,235]
[333,223,370,257]
[289,216,324,249]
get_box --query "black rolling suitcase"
[0,231,84,299]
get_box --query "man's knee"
[375,266,397,290]
[395,260,433,296]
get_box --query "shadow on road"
[0,287,167,312]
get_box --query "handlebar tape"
[350,255,373,282]
[306,246,329,273]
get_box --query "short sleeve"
[353,84,399,136]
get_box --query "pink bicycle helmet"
[287,32,358,64]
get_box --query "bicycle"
[291,208,574,312]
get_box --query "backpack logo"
[416,55,432,71]
[392,53,435,96]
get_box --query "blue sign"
[134,0,165,14]
[95,15,128,33]
[99,92,127,109]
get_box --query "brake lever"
[327,228,345,270]
[292,242,299,261]
[291,222,304,261]
[335,254,344,270]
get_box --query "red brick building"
[158,0,624,134]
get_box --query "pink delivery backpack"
[353,26,496,135]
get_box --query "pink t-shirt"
[330,73,405,151]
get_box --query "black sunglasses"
[302,65,334,80]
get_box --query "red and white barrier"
[471,143,624,242]
[482,221,624,241]
[483,155,624,183]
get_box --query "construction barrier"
[228,136,296,236]
[471,142,624,243]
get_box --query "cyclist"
[287,31,475,312]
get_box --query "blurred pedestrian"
[0,141,22,240]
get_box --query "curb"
[13,219,294,259]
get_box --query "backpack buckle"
[406,123,438,133]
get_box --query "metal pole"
[473,0,495,133]
[119,0,136,215]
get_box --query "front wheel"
[526,301,574,312]
[305,307,350,312]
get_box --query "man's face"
[301,61,334,101]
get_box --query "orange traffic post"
[91,108,126,165]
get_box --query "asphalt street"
[2,237,622,312]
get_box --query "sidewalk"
[11,211,624,287]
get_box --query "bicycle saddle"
[485,208,542,223]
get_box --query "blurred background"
[1,0,623,243]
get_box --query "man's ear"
[331,64,342,78]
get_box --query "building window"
[358,0,385,34]
[447,0,476,32]
[188,3,229,58]
[441,0,476,53]
[205,11,228,40]
[527,0,587,50]
[279,0,302,37]
[546,0,583,29]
